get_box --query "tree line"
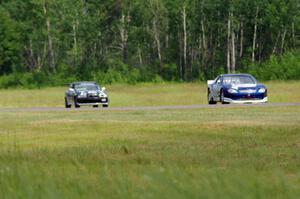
[0,0,299,87]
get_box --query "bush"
[0,72,78,89]
[95,59,144,84]
[249,51,300,80]
[1,51,299,89]
[152,75,164,83]
[163,63,178,81]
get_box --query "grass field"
[0,82,300,198]
[0,81,299,108]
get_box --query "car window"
[75,84,99,91]
[223,76,256,85]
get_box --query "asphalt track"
[0,102,300,113]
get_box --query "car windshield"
[75,84,99,91]
[223,76,256,85]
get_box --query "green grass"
[0,81,299,108]
[0,82,300,198]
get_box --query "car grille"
[88,94,98,98]
[240,98,261,101]
[239,89,256,93]
[77,97,108,103]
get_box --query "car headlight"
[98,92,107,97]
[228,88,238,94]
[79,92,87,97]
[258,88,266,93]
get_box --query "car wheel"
[208,89,217,105]
[74,97,80,108]
[102,104,109,108]
[220,90,229,104]
[65,97,71,108]
[93,105,99,108]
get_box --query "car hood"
[229,84,257,89]
[76,90,107,97]
[224,83,266,90]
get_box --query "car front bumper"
[223,97,268,104]
[76,97,109,106]
[77,102,109,106]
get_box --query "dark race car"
[207,74,268,104]
[65,82,109,108]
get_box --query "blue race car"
[207,74,268,104]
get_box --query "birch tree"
[43,0,56,72]
[0,0,299,81]
[149,0,166,76]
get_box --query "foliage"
[0,6,21,74]
[0,0,299,87]
[249,52,300,80]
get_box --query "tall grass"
[0,107,300,198]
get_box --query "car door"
[66,84,76,103]
[211,76,222,100]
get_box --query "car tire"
[65,97,71,108]
[220,90,229,104]
[102,104,109,108]
[93,105,99,108]
[74,97,80,108]
[208,89,217,105]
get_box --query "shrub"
[249,51,300,80]
[0,51,299,89]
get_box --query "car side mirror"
[207,80,214,86]
[102,87,106,91]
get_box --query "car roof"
[221,73,253,77]
[69,82,100,88]
[71,81,97,85]
[219,74,257,83]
